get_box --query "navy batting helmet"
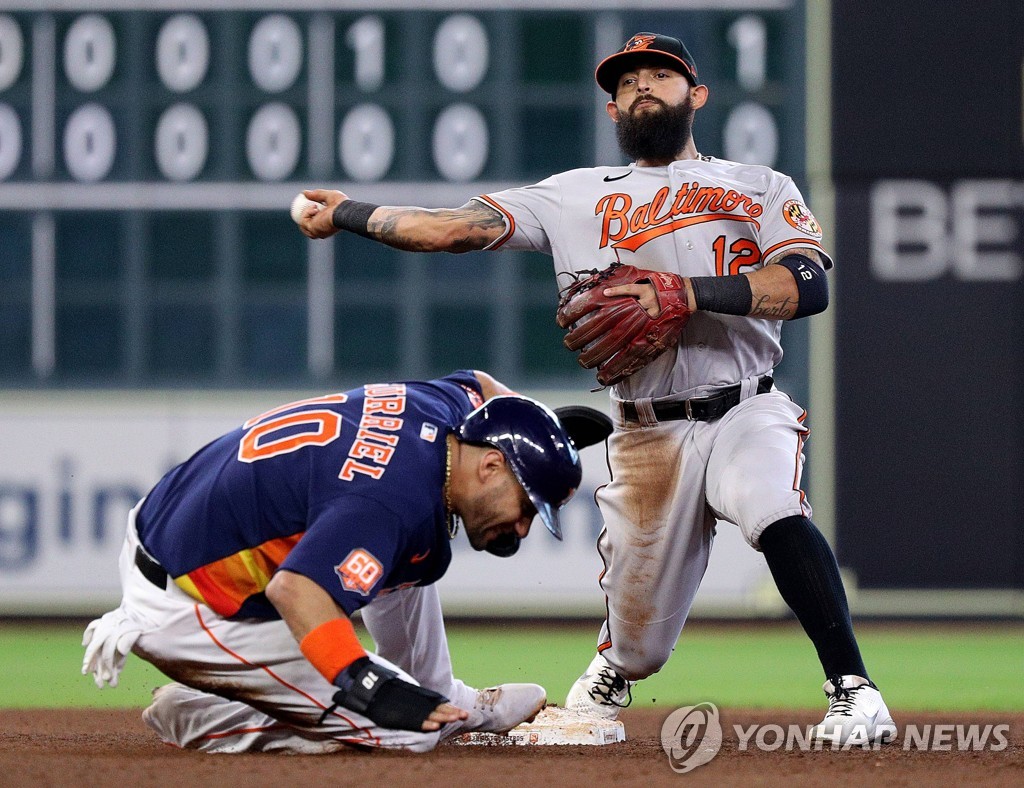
[456,395,582,540]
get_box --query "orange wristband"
[299,617,368,683]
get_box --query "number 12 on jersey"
[713,235,761,276]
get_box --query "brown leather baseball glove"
[556,263,692,387]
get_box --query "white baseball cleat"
[811,674,897,746]
[441,682,547,740]
[565,653,633,720]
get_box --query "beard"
[460,476,529,551]
[615,95,695,163]
[459,491,506,552]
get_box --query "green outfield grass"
[1,621,1021,711]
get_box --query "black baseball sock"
[758,515,869,681]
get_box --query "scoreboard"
[0,1,809,387]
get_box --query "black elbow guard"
[776,254,829,318]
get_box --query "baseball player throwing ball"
[83,370,583,753]
[296,33,895,746]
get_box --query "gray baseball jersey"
[479,157,826,682]
[477,156,832,401]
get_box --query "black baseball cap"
[595,33,699,95]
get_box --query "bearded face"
[615,93,695,163]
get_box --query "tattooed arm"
[297,189,506,253]
[606,248,828,322]
[366,202,506,253]
[745,248,828,320]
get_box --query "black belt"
[621,376,773,424]
[135,545,168,589]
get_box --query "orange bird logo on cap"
[623,34,657,52]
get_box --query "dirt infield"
[2,707,1021,787]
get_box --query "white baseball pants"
[95,504,466,753]
[595,390,811,679]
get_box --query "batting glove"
[81,608,145,689]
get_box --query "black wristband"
[688,275,753,316]
[361,677,449,732]
[332,656,390,713]
[331,200,379,238]
[329,656,448,732]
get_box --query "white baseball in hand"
[290,193,323,224]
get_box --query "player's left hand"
[297,189,347,239]
[81,607,145,688]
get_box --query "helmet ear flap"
[554,406,613,450]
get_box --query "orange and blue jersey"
[136,371,485,619]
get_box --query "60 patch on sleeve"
[335,549,384,595]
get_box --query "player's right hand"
[423,701,471,731]
[297,189,347,239]
[602,281,663,317]
[329,656,465,733]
